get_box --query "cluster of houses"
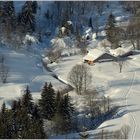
[83,47,133,65]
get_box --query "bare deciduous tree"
[47,48,62,63]
[116,57,126,73]
[68,64,92,95]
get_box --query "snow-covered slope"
[47,48,140,139]
[1,1,139,139]
[0,47,67,108]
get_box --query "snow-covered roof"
[67,21,72,25]
[83,49,105,61]
[61,27,66,34]
[85,27,92,34]
[110,47,133,56]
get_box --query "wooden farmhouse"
[83,49,116,65]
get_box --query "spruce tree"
[11,100,18,138]
[2,1,16,24]
[55,91,61,110]
[21,86,33,114]
[53,93,74,134]
[31,104,45,138]
[0,102,6,138]
[60,94,74,133]
[39,82,55,120]
[88,17,93,29]
[19,1,36,32]
[32,1,38,14]
[0,1,16,40]
[105,13,119,49]
[0,2,3,19]
[0,97,45,138]
[0,102,13,138]
[53,91,63,134]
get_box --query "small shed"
[83,49,116,64]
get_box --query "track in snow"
[125,71,137,140]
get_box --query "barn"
[83,49,116,64]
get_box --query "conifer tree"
[0,97,45,138]
[0,102,13,138]
[32,1,38,14]
[53,93,74,134]
[105,13,119,49]
[0,1,16,40]
[55,91,61,110]
[39,82,56,120]
[2,1,16,24]
[19,1,36,32]
[11,100,18,138]
[31,104,45,138]
[22,86,33,114]
[60,94,74,133]
[88,17,93,29]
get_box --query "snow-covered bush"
[23,34,38,45]
[83,27,93,40]
[47,48,62,63]
[49,36,77,59]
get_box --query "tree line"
[0,82,75,138]
[0,1,37,48]
[105,1,140,50]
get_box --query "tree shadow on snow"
[110,79,140,87]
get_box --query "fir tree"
[60,94,74,133]
[32,1,38,14]
[55,91,61,110]
[39,82,56,120]
[53,91,63,134]
[105,13,119,49]
[0,97,45,138]
[11,100,18,137]
[19,1,36,32]
[53,93,74,134]
[2,1,16,24]
[88,17,93,29]
[21,86,33,114]
[0,1,16,40]
[0,102,12,138]
[0,2,3,18]
[1,102,6,115]
[31,104,45,138]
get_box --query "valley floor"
[48,53,140,139]
[1,46,140,139]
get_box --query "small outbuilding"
[83,49,116,64]
[109,47,133,58]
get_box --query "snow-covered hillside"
[1,1,140,139]
[47,44,140,139]
[0,47,67,108]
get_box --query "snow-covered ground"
[1,1,139,139]
[0,47,67,108]
[47,48,140,139]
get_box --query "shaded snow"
[0,48,67,108]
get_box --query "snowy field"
[48,50,140,139]
[0,47,67,108]
[1,1,140,139]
